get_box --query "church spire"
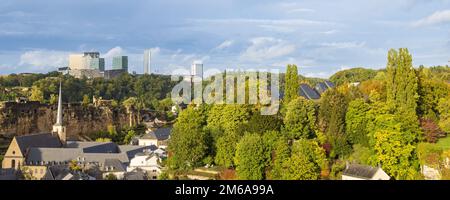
[55,81,63,125]
[53,80,66,145]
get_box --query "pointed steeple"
[55,81,63,125]
[53,80,66,145]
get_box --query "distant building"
[315,80,335,94]
[299,84,321,100]
[291,81,336,100]
[68,52,105,78]
[112,56,128,71]
[127,153,161,180]
[138,127,172,148]
[342,164,390,180]
[103,69,127,80]
[90,58,105,71]
[143,50,151,74]
[191,61,203,80]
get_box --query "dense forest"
[167,48,450,180]
[0,73,179,112]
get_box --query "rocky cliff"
[0,101,136,140]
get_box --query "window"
[12,151,15,155]
[152,176,157,180]
[11,159,15,168]
[152,170,156,172]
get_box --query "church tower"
[52,81,67,146]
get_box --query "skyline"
[0,0,450,77]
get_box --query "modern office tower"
[68,54,84,69]
[191,61,203,79]
[83,52,100,58]
[112,56,128,71]
[68,52,105,78]
[143,49,151,74]
[89,58,105,71]
[69,52,102,70]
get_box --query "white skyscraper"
[143,49,151,74]
[191,61,203,79]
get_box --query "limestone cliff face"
[0,101,135,140]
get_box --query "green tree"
[49,94,58,105]
[330,67,378,86]
[370,114,419,180]
[345,98,370,146]
[168,106,208,169]
[234,133,267,180]
[279,139,327,180]
[207,104,251,134]
[268,138,290,180]
[283,97,316,140]
[417,66,450,119]
[438,97,450,133]
[348,144,373,165]
[284,64,299,104]
[319,89,350,157]
[105,173,118,180]
[123,130,136,145]
[95,138,112,142]
[69,160,82,171]
[237,113,282,134]
[123,97,138,127]
[82,94,90,107]
[215,132,240,168]
[30,85,44,102]
[386,48,420,135]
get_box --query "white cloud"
[18,50,69,69]
[287,8,316,14]
[189,18,329,27]
[214,40,234,50]
[271,57,316,68]
[147,47,161,57]
[413,10,450,27]
[240,37,296,62]
[320,29,339,35]
[320,41,366,49]
[303,71,334,79]
[103,46,125,59]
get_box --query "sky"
[0,0,450,78]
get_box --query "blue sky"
[0,0,450,78]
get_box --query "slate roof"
[124,169,147,180]
[15,133,62,153]
[26,145,151,165]
[119,145,156,159]
[315,82,329,94]
[104,159,126,172]
[299,84,321,100]
[324,80,335,88]
[26,148,81,163]
[81,142,119,153]
[342,164,380,179]
[141,128,172,141]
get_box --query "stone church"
[1,82,152,180]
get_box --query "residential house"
[342,164,390,180]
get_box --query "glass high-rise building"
[112,56,128,71]
[143,50,151,74]
[191,61,203,79]
[89,58,105,71]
